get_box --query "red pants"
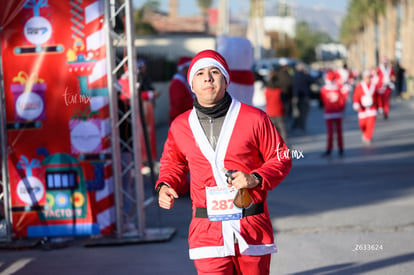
[378,88,391,117]
[359,116,376,141]
[325,118,343,151]
[194,244,271,275]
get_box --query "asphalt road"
[1,97,413,275]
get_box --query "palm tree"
[340,0,386,69]
[133,0,160,35]
[196,0,213,33]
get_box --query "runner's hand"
[158,185,178,209]
[226,171,260,189]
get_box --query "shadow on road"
[291,252,414,275]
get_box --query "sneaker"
[321,150,331,157]
[362,136,372,146]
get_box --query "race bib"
[206,186,243,221]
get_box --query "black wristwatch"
[251,172,263,186]
[156,182,168,193]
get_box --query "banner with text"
[0,0,116,238]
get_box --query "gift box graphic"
[11,71,46,121]
[14,155,46,206]
[70,108,103,154]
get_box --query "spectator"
[264,69,288,143]
[137,58,159,174]
[277,58,293,120]
[394,60,406,98]
[291,63,313,132]
[169,56,193,125]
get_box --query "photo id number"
[352,244,383,252]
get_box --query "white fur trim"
[189,243,277,259]
[188,57,230,90]
[358,109,377,119]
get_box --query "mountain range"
[232,4,345,41]
[294,6,345,41]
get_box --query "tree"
[196,0,213,33]
[134,0,160,35]
[294,21,332,63]
[339,0,387,68]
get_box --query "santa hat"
[177,56,192,71]
[325,71,336,82]
[187,49,230,90]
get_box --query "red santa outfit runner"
[189,98,282,258]
[157,49,292,274]
[358,81,377,119]
[320,72,345,154]
[377,60,395,119]
[157,99,291,259]
[353,72,378,143]
[169,71,193,124]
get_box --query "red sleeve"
[155,125,189,191]
[353,84,362,104]
[251,112,292,191]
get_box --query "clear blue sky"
[133,0,349,16]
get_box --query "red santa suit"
[169,57,194,125]
[217,35,255,105]
[157,100,291,258]
[265,87,284,117]
[320,72,346,154]
[156,50,292,274]
[377,58,395,119]
[353,71,379,143]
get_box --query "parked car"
[252,57,298,82]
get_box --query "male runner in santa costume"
[169,56,194,125]
[320,71,346,157]
[376,57,396,119]
[353,70,379,145]
[156,49,292,275]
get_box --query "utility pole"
[217,0,229,35]
[247,0,264,59]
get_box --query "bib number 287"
[211,199,234,211]
[206,186,242,221]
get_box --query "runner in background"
[320,71,346,157]
[376,56,396,120]
[353,69,380,145]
